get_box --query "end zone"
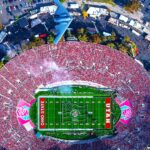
[39,98,46,129]
[105,98,111,129]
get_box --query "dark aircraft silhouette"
[53,0,73,44]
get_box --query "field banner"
[119,100,132,124]
[105,98,111,129]
[40,98,46,128]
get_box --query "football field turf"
[30,85,120,140]
[38,96,110,131]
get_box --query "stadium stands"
[0,42,149,149]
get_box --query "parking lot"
[0,0,50,25]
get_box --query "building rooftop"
[40,5,57,15]
[18,17,29,28]
[87,7,108,17]
[0,31,7,43]
[145,34,150,41]
[68,2,79,9]
[119,15,128,23]
[132,30,140,36]
[108,17,119,26]
[32,24,48,35]
[129,20,143,30]
[31,18,42,28]
[110,11,119,19]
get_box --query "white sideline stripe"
[39,96,93,98]
[38,96,40,130]
[35,80,114,93]
[38,128,94,131]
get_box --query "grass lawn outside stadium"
[30,84,121,140]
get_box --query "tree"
[107,43,116,49]
[118,44,129,53]
[124,0,141,13]
[0,23,3,30]
[82,10,88,19]
[15,16,19,21]
[21,44,30,51]
[28,0,33,3]
[130,42,138,57]
[35,37,45,46]
[59,0,66,3]
[47,35,54,44]
[3,56,10,64]
[92,0,114,5]
[0,61,4,69]
[107,32,117,41]
[78,34,88,42]
[30,37,45,47]
[91,34,102,43]
[67,29,72,37]
[59,35,65,42]
[27,37,45,49]
[102,36,108,43]
[76,28,88,42]
[81,2,86,10]
[28,41,36,49]
[111,32,116,37]
[123,36,130,43]
[77,28,85,35]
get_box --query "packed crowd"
[0,42,149,149]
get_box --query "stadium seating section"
[0,42,149,149]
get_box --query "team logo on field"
[71,109,80,118]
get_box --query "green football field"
[38,96,108,131]
[30,85,121,140]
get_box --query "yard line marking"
[38,96,93,98]
[38,128,94,131]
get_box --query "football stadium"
[30,85,120,140]
[0,42,149,149]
